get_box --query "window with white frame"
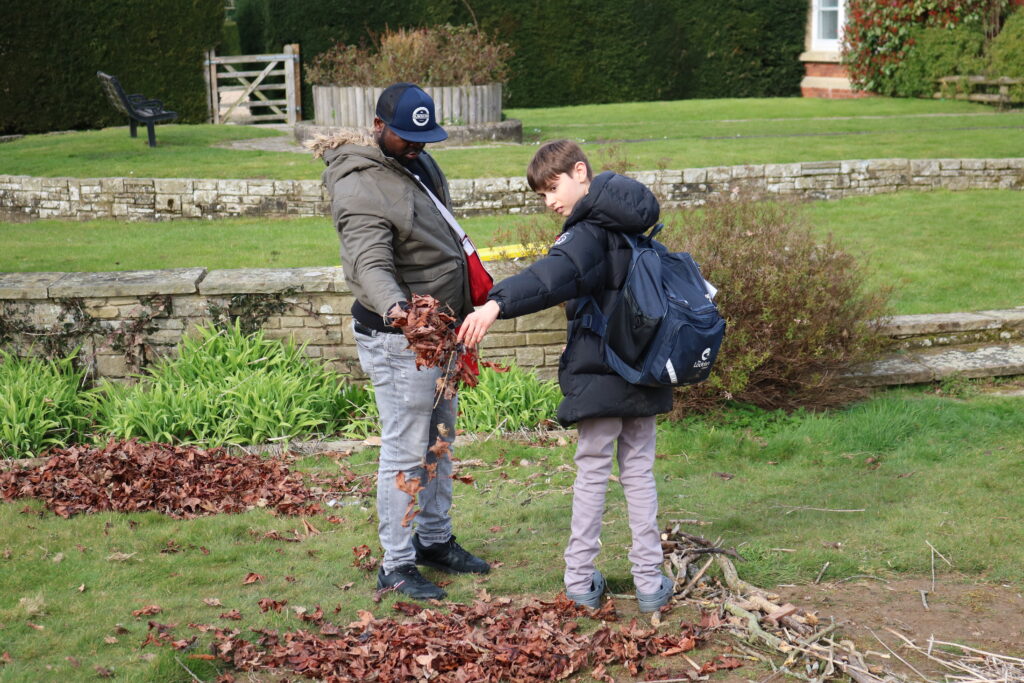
[812,0,845,52]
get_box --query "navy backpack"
[576,224,725,387]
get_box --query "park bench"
[934,75,1024,109]
[96,71,178,147]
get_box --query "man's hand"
[457,300,501,347]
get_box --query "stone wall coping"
[198,266,348,295]
[877,308,1024,337]
[3,156,1023,189]
[47,268,207,298]
[0,272,68,299]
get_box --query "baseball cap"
[375,82,448,143]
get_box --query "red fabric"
[466,250,494,307]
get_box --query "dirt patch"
[774,576,1024,678]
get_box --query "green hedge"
[1,0,223,135]
[675,0,806,100]
[240,0,804,114]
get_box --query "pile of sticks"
[661,522,910,682]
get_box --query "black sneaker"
[413,534,490,574]
[376,564,447,600]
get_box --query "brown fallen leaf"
[203,598,223,607]
[95,665,115,678]
[1,651,12,664]
[242,572,263,585]
[132,605,161,617]
[188,654,216,661]
[301,519,321,536]
[714,472,735,480]
[103,636,118,644]
[77,584,86,592]
[65,656,81,667]
[257,598,287,613]
[114,624,129,634]
[219,610,242,620]
[52,552,64,564]
[26,622,44,631]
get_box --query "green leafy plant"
[87,322,373,446]
[0,350,92,458]
[892,24,987,97]
[988,8,1024,101]
[305,25,512,87]
[661,199,891,413]
[842,0,1008,94]
[457,364,561,433]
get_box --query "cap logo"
[411,106,430,127]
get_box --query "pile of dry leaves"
[206,594,735,682]
[0,439,320,519]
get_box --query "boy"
[458,140,674,612]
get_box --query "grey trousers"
[564,415,663,595]
[354,327,455,572]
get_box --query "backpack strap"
[577,295,606,336]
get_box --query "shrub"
[988,8,1024,78]
[842,0,1007,94]
[892,24,986,97]
[458,364,561,433]
[0,350,91,458]
[306,25,512,87]
[87,322,373,446]
[659,200,890,414]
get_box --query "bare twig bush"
[660,199,891,413]
[306,25,512,87]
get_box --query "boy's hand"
[458,300,501,347]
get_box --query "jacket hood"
[305,130,378,164]
[564,171,659,235]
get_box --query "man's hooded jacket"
[313,132,472,322]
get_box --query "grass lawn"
[0,389,1022,680]
[1,97,1022,180]
[2,190,1020,315]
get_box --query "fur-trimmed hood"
[304,129,376,161]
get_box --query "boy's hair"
[526,140,593,191]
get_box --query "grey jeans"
[564,415,663,595]
[354,326,456,572]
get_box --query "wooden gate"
[204,44,301,124]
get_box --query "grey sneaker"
[636,574,674,613]
[565,570,606,609]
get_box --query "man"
[311,83,489,600]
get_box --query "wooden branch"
[724,601,787,650]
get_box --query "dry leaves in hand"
[0,439,320,519]
[389,294,480,400]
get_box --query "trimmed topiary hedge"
[240,0,805,114]
[1,0,223,135]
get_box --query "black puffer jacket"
[488,172,674,426]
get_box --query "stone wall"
[0,262,562,382]
[3,265,1022,387]
[2,158,1021,222]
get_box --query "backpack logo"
[411,107,430,127]
[574,223,725,388]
